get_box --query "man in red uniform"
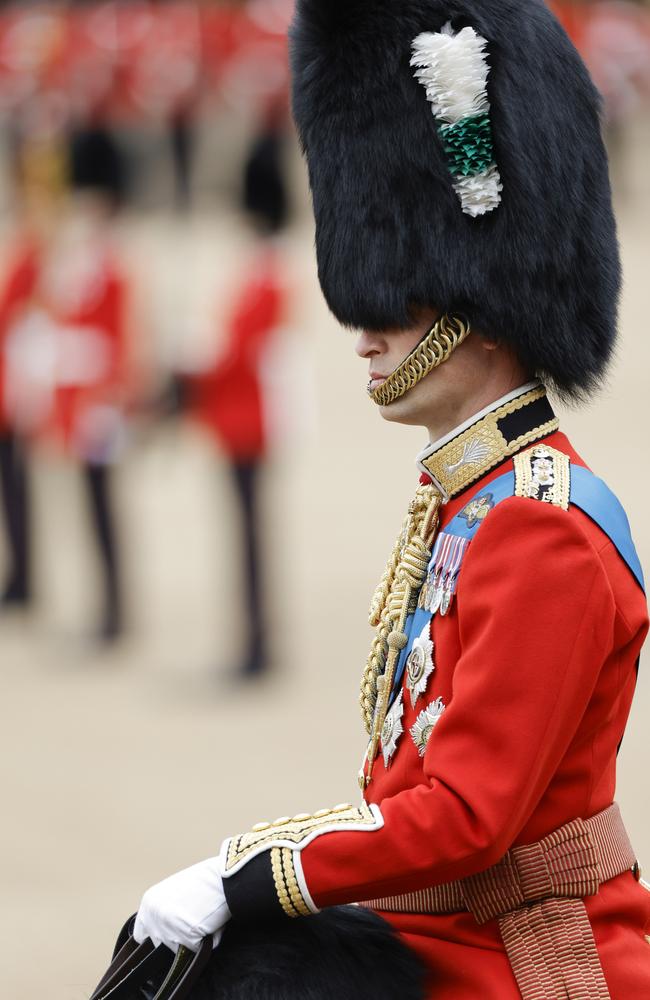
[0,239,37,607]
[179,113,290,679]
[0,127,129,640]
[131,1,649,997]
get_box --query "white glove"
[133,857,232,953]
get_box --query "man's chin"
[378,399,423,426]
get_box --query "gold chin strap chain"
[369,313,470,407]
[359,482,442,788]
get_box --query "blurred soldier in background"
[180,101,290,680]
[0,235,36,610]
[0,4,71,612]
[0,94,131,641]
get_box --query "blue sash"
[390,464,644,699]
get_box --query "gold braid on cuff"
[369,314,470,407]
[271,848,312,918]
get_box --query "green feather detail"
[439,114,495,178]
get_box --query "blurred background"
[0,1,647,996]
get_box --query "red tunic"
[297,431,650,998]
[187,247,285,461]
[0,241,39,434]
[0,236,128,461]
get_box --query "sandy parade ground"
[1,119,649,998]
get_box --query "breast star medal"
[406,622,435,707]
[410,697,446,757]
[381,689,405,768]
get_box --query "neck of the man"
[425,370,531,444]
[417,381,556,501]
[426,380,541,455]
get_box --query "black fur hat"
[290,0,620,397]
[188,906,426,1000]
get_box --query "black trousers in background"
[230,459,267,675]
[84,463,122,640]
[170,111,194,211]
[0,431,30,603]
[0,431,121,637]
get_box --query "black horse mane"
[188,906,426,1000]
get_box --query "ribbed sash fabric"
[361,804,637,1000]
[499,898,611,1000]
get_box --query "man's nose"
[355,330,385,359]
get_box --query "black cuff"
[223,851,287,922]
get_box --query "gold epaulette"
[514,444,571,510]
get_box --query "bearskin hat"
[290,0,620,397]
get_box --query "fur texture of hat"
[290,0,620,397]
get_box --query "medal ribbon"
[428,532,470,613]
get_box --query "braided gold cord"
[359,484,442,755]
[361,488,438,722]
[362,485,441,785]
[362,515,413,730]
[370,314,470,407]
[368,516,409,628]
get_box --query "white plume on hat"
[411,23,502,216]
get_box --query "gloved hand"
[133,856,231,952]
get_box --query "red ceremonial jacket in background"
[187,245,285,461]
[0,234,128,461]
[0,240,38,435]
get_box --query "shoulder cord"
[359,483,442,784]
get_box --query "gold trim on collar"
[419,387,558,500]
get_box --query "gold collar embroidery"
[417,385,558,501]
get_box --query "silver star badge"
[381,690,404,768]
[410,697,446,757]
[406,622,435,707]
